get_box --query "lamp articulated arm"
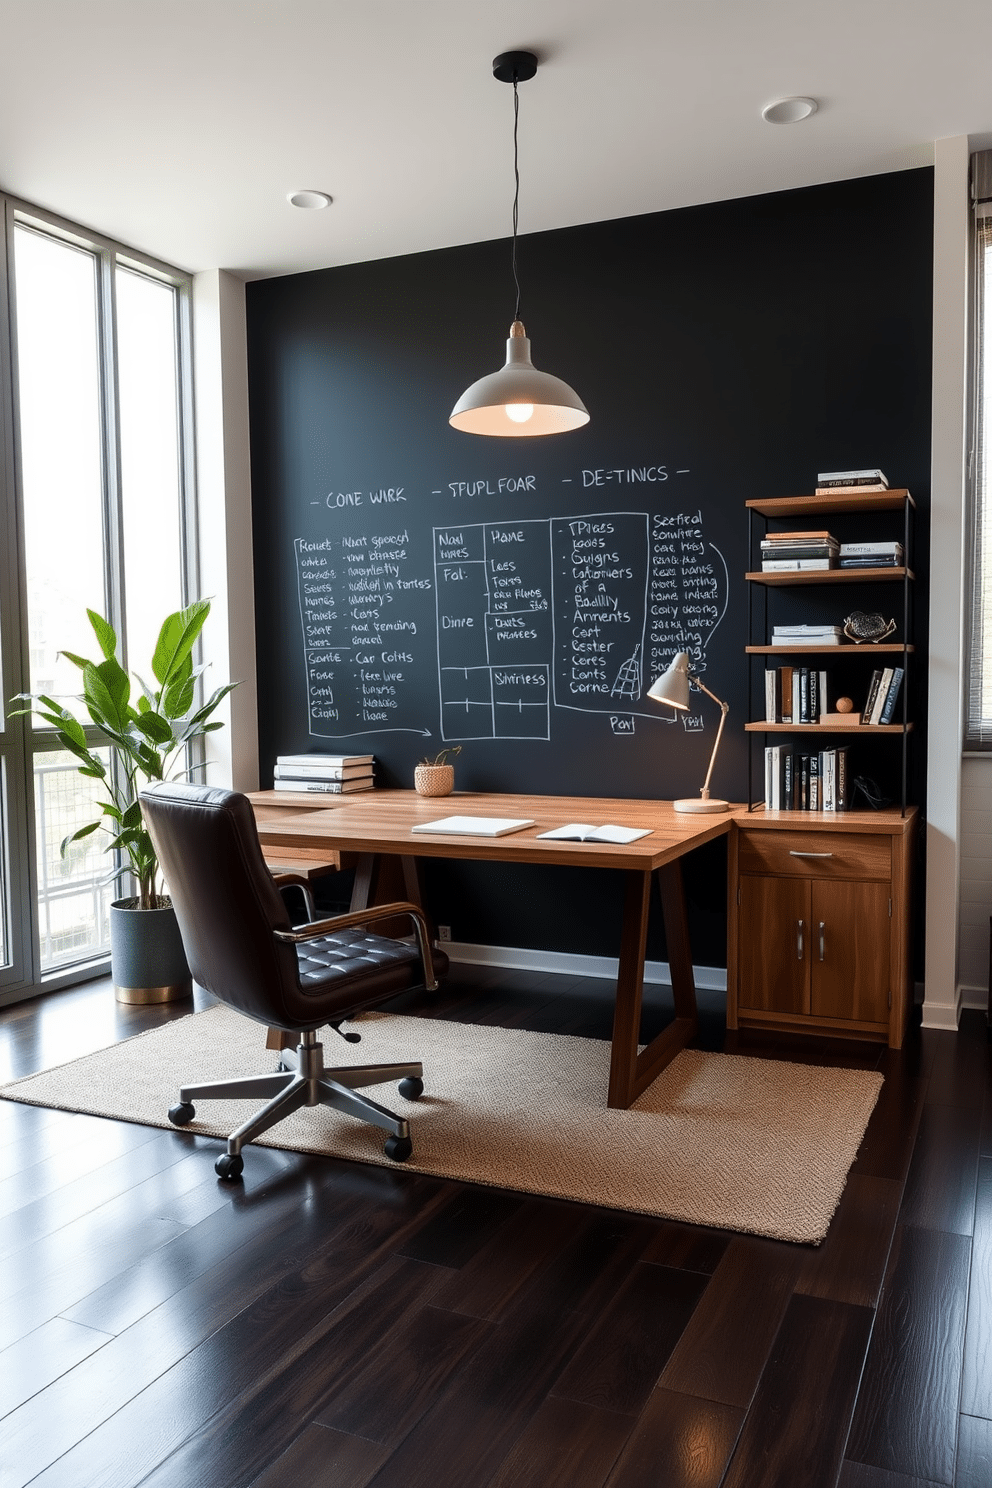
[687,672,729,800]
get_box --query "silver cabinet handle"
[819,922,825,961]
[797,919,804,960]
[789,851,834,858]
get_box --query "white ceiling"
[1,0,991,281]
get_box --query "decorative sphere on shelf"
[836,697,854,714]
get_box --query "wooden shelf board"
[746,489,914,517]
[745,722,912,734]
[746,567,913,586]
[746,644,914,654]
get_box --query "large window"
[0,199,195,1000]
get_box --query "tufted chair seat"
[140,781,447,1180]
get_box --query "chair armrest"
[270,872,316,922]
[273,901,439,991]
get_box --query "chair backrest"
[140,782,304,1026]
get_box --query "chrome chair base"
[168,1029,423,1174]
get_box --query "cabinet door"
[738,875,810,1014]
[810,879,890,1025]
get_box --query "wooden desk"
[249,789,733,1109]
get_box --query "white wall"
[923,135,971,1030]
[192,269,259,791]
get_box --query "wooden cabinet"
[728,808,916,1047]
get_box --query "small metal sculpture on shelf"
[843,611,897,644]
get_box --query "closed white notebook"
[536,823,652,843]
[410,816,535,837]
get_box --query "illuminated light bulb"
[506,403,534,423]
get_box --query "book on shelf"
[838,556,902,568]
[761,537,839,551]
[816,469,889,487]
[838,541,903,556]
[761,557,836,571]
[535,823,652,844]
[761,546,837,562]
[866,667,898,725]
[763,744,850,811]
[861,670,884,724]
[764,666,829,723]
[772,624,843,637]
[273,761,374,780]
[814,483,889,496]
[272,777,375,793]
[878,667,905,724]
[275,753,374,768]
[765,530,836,541]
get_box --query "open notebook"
[536,823,652,844]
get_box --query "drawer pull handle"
[819,922,825,962]
[789,851,834,858]
[797,919,804,960]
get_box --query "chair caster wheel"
[384,1135,413,1163]
[215,1153,244,1181]
[169,1101,196,1126]
[398,1076,424,1101]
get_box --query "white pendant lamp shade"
[450,321,589,437]
[647,652,691,711]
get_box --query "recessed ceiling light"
[287,190,332,209]
[761,97,818,125]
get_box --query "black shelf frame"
[745,491,915,815]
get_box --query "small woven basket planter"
[414,764,454,797]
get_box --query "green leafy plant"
[419,746,461,767]
[9,599,235,910]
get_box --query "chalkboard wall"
[247,167,933,965]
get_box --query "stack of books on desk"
[761,532,839,571]
[771,624,845,646]
[815,468,889,495]
[273,754,376,793]
[838,541,904,569]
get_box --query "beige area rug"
[0,1006,882,1244]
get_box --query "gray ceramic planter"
[110,897,192,1004]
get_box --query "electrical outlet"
[437,925,452,942]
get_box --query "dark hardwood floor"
[1,965,990,1488]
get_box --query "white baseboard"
[445,941,728,993]
[960,983,989,1012]
[921,982,963,1030]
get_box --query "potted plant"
[414,746,461,797]
[10,600,235,1002]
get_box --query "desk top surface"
[248,788,734,871]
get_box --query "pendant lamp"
[449,51,589,438]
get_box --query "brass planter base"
[115,981,193,1005]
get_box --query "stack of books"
[761,531,838,571]
[765,666,830,724]
[771,624,845,646]
[273,753,376,793]
[838,541,904,569]
[861,668,905,725]
[815,468,889,495]
[764,744,850,812]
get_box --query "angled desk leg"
[607,860,699,1109]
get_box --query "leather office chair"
[140,782,446,1180]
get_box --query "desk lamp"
[647,653,730,813]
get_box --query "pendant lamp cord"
[511,78,522,323]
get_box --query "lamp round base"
[673,797,730,813]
